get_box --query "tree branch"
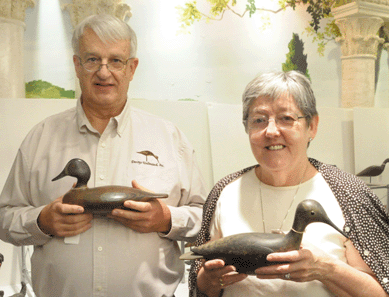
[198,3,291,21]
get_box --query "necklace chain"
[258,163,309,233]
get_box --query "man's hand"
[108,180,172,233]
[38,196,93,237]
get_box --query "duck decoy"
[180,199,347,274]
[357,158,389,183]
[9,282,26,297]
[52,158,168,214]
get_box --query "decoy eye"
[310,211,315,216]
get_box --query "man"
[0,14,206,297]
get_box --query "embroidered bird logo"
[137,151,160,164]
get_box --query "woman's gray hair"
[242,70,318,132]
[72,14,137,58]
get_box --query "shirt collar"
[76,97,131,136]
[114,99,131,137]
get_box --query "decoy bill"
[180,199,347,274]
[52,158,168,214]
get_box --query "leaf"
[246,0,257,17]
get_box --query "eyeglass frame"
[76,56,135,72]
[244,113,308,132]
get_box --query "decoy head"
[292,199,347,238]
[52,158,91,188]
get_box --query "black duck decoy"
[52,158,168,214]
[356,158,389,183]
[180,199,347,274]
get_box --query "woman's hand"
[255,242,333,282]
[255,242,388,297]
[197,259,248,297]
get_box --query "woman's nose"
[265,118,281,136]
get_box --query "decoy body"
[52,158,168,214]
[357,158,389,179]
[180,199,347,274]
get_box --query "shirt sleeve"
[160,138,207,242]
[0,150,51,246]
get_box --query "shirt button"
[97,286,102,291]
[344,226,350,233]
[101,142,106,148]
[363,250,370,256]
[100,175,105,180]
[97,246,103,252]
[383,277,388,284]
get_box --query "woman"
[189,71,389,297]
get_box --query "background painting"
[23,0,388,106]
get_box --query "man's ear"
[128,58,139,81]
[73,55,82,79]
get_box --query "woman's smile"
[266,145,285,151]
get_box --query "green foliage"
[282,33,310,79]
[176,1,202,32]
[287,0,333,32]
[25,80,75,99]
[176,0,238,32]
[304,19,341,56]
[209,0,230,15]
[246,0,257,17]
[176,0,346,54]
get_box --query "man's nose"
[96,64,111,78]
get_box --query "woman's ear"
[309,115,319,140]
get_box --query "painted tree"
[176,0,345,55]
[282,33,310,79]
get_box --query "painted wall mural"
[176,0,343,55]
[25,80,75,99]
[20,1,389,107]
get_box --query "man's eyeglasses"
[246,113,307,131]
[77,56,133,72]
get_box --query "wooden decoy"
[9,282,26,297]
[52,158,168,214]
[180,199,347,274]
[357,158,389,183]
